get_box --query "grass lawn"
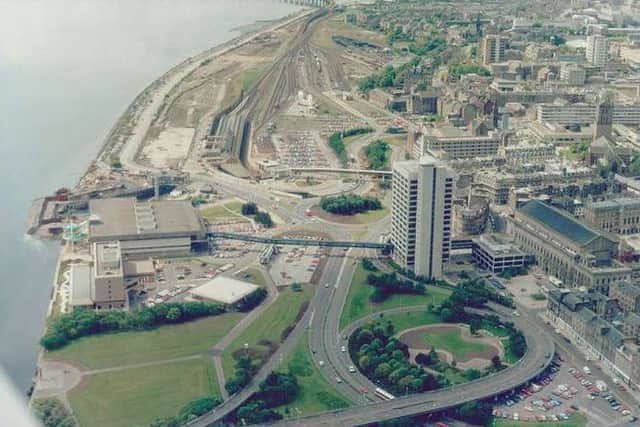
[277,332,350,417]
[420,328,491,359]
[200,201,245,222]
[46,313,244,370]
[481,320,511,338]
[237,267,268,287]
[69,357,218,427]
[340,264,451,329]
[494,413,587,427]
[381,311,442,334]
[502,337,521,364]
[222,286,314,377]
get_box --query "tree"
[236,401,282,424]
[255,371,300,407]
[254,211,274,228]
[469,317,482,335]
[428,347,439,365]
[241,202,258,215]
[166,307,181,322]
[455,401,493,425]
[463,368,482,381]
[32,399,75,427]
[492,355,503,370]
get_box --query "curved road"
[272,303,555,427]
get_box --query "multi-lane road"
[273,304,555,427]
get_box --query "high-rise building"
[586,35,609,66]
[480,34,507,66]
[391,155,454,279]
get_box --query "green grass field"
[494,413,587,427]
[339,264,451,329]
[46,313,244,369]
[381,311,442,333]
[69,358,218,427]
[222,286,314,376]
[237,267,268,287]
[420,327,491,359]
[277,332,350,416]
[200,201,245,222]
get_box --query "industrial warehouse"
[68,197,209,311]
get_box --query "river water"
[0,0,300,395]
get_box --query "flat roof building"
[509,200,631,291]
[391,155,454,279]
[88,198,207,259]
[190,276,259,305]
[472,234,527,273]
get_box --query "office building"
[391,155,454,279]
[586,34,610,66]
[610,282,640,315]
[480,34,507,66]
[536,103,640,126]
[472,234,527,273]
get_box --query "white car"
[318,360,325,367]
[348,365,356,373]
[341,346,347,352]
[335,376,342,383]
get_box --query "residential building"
[536,103,640,126]
[560,63,586,86]
[391,155,454,279]
[415,126,500,159]
[610,281,640,314]
[584,198,640,235]
[586,34,610,66]
[480,34,507,65]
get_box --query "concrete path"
[210,264,280,400]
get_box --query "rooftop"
[190,276,259,305]
[520,200,600,246]
[89,198,203,241]
[70,263,92,307]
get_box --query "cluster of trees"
[41,302,226,350]
[328,127,372,166]
[352,321,444,396]
[409,36,446,56]
[320,194,382,215]
[366,272,426,302]
[225,355,258,395]
[231,371,300,425]
[449,64,490,78]
[32,399,75,427]
[358,58,420,92]
[150,396,221,427]
[435,279,513,324]
[364,140,390,170]
[241,202,274,228]
[386,26,414,44]
[236,288,267,312]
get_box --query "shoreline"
[90,7,312,182]
[30,6,313,402]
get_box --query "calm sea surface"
[0,0,300,394]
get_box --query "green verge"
[339,264,451,329]
[419,328,492,359]
[200,201,245,222]
[494,413,588,427]
[238,267,268,287]
[222,286,314,377]
[276,331,350,416]
[46,313,244,369]
[69,357,218,427]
